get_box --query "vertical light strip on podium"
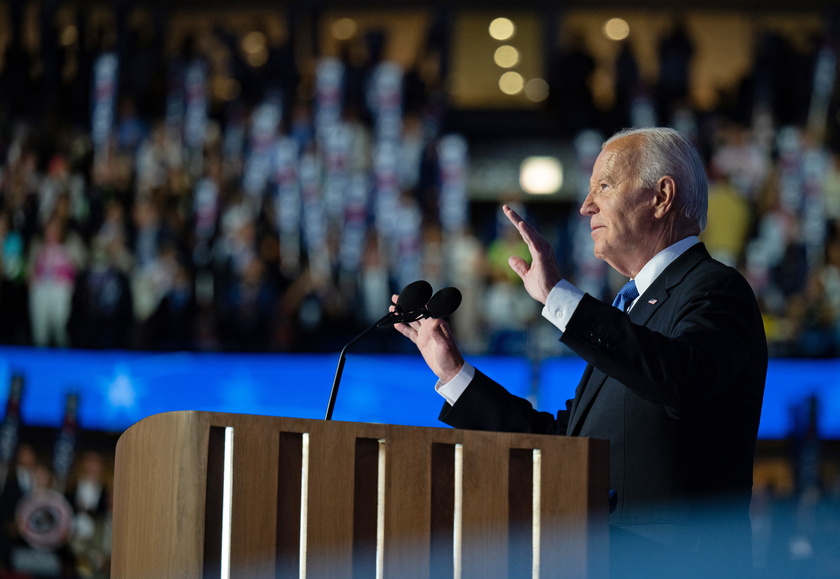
[532,449,542,579]
[453,443,463,579]
[376,440,387,579]
[300,433,310,579]
[204,425,234,579]
[221,427,234,579]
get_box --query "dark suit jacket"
[440,243,767,550]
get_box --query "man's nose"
[580,194,597,216]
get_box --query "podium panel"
[111,411,608,578]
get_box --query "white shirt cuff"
[435,362,476,406]
[541,279,584,332]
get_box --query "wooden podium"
[111,411,609,578]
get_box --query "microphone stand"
[325,311,406,421]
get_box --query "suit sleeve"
[560,266,766,417]
[439,368,571,434]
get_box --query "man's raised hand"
[503,204,562,305]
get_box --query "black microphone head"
[396,280,433,313]
[426,287,462,319]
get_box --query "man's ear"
[653,175,676,219]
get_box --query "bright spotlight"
[489,18,515,41]
[499,71,524,95]
[494,45,520,68]
[520,157,563,195]
[603,18,630,41]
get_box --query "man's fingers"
[504,204,543,250]
[503,204,521,223]
[508,255,529,279]
[503,205,529,241]
[394,322,416,341]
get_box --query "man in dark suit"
[396,127,767,577]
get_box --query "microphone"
[423,287,462,320]
[325,280,433,420]
[379,285,462,327]
[375,280,433,326]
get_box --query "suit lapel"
[628,242,709,323]
[565,243,712,435]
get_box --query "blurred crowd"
[0,3,838,365]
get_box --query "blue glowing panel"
[1,347,837,439]
[535,357,589,416]
[759,359,840,439]
[0,347,334,431]
[335,354,531,426]
[0,348,532,432]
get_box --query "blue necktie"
[612,279,639,312]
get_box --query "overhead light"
[489,18,515,41]
[499,71,524,95]
[332,18,358,40]
[494,45,520,68]
[241,31,267,55]
[520,157,563,195]
[60,25,78,46]
[603,18,630,41]
[524,78,550,102]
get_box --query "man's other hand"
[503,204,562,305]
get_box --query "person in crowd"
[66,451,112,579]
[68,235,134,349]
[27,215,87,347]
[217,256,278,352]
[656,21,695,125]
[0,443,40,571]
[144,260,198,351]
[395,127,768,577]
[129,197,167,323]
[0,208,28,343]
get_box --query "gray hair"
[605,127,708,231]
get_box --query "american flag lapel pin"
[648,299,658,305]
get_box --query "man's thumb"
[508,256,529,279]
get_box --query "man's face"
[580,136,659,277]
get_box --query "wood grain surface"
[112,411,608,579]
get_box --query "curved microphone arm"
[325,302,432,420]
[325,280,432,421]
[324,319,385,421]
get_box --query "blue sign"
[0,347,836,439]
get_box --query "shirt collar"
[633,236,700,298]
